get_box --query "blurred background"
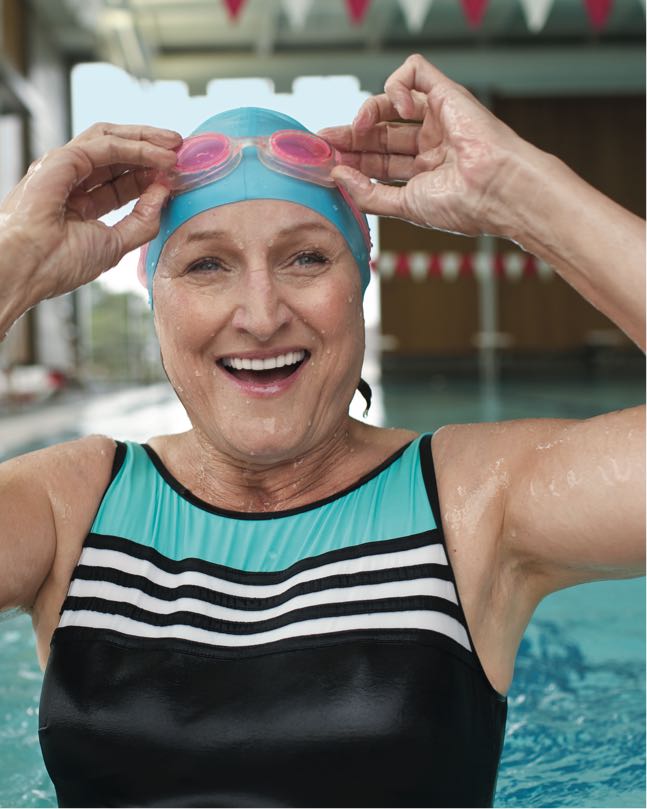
[0,1,645,807]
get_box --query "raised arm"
[322,54,645,600]
[320,54,645,350]
[0,122,181,615]
[0,122,181,337]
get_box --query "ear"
[137,244,149,289]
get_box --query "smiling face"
[153,199,365,464]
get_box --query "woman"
[0,54,644,807]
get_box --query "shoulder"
[15,435,117,496]
[4,433,118,504]
[431,417,569,480]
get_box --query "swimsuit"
[39,434,507,807]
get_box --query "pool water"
[0,373,644,808]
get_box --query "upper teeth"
[222,350,306,371]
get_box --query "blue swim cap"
[144,107,371,302]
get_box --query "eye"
[294,250,328,267]
[186,257,223,273]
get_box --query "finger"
[351,92,428,132]
[331,167,407,219]
[70,168,155,220]
[26,137,178,203]
[68,136,178,183]
[321,121,420,157]
[384,54,454,118]
[80,162,142,192]
[74,122,182,149]
[105,182,171,264]
[333,153,417,182]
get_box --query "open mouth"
[218,349,310,385]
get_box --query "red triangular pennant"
[460,0,489,27]
[223,0,246,20]
[345,0,372,24]
[583,0,613,29]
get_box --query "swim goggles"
[165,130,372,250]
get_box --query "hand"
[0,122,182,306]
[320,54,532,239]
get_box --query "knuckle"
[27,155,45,174]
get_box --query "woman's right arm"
[0,435,116,614]
[0,122,182,612]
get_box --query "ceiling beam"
[149,44,645,96]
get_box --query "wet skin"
[149,199,414,513]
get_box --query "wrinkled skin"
[321,54,534,239]
[153,199,366,468]
[0,122,180,307]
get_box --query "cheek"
[307,268,362,330]
[153,284,227,359]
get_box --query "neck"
[173,420,364,512]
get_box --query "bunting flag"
[519,0,554,31]
[398,0,434,32]
[346,0,372,24]
[460,0,489,27]
[222,0,246,20]
[241,0,622,32]
[282,0,314,29]
[583,0,614,28]
[374,252,554,282]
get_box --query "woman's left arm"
[499,406,645,593]
[323,54,645,589]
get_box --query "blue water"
[0,374,644,807]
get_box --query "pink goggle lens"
[175,134,231,173]
[270,131,332,166]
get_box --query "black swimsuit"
[39,434,507,807]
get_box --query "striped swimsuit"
[39,434,507,807]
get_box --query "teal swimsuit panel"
[90,435,436,572]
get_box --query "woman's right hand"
[1,122,181,310]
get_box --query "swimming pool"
[0,372,644,808]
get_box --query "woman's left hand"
[320,54,536,239]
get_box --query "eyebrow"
[183,221,335,245]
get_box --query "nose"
[231,266,292,341]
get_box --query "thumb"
[110,182,170,261]
[332,166,406,219]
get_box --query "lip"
[215,349,310,398]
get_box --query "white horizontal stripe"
[78,542,448,599]
[59,608,471,651]
[66,576,458,622]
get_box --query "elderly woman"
[0,55,644,808]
